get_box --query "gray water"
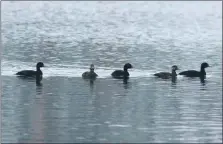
[1,1,222,143]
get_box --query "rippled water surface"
[1,1,222,143]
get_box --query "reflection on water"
[36,82,43,95]
[200,77,206,86]
[89,79,95,90]
[36,75,43,84]
[16,75,43,87]
[171,77,177,84]
[171,77,177,89]
[123,78,128,84]
[83,78,96,93]
[200,78,207,91]
[36,82,43,87]
[2,76,222,143]
[123,78,130,89]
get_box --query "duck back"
[111,70,129,78]
[179,70,200,77]
[82,71,98,79]
[16,70,37,77]
[154,72,172,79]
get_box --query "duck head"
[36,62,44,68]
[90,64,95,72]
[172,65,179,71]
[201,62,209,69]
[124,63,133,71]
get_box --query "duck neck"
[172,70,177,76]
[200,67,206,75]
[124,68,128,72]
[36,67,41,72]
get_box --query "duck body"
[179,62,209,78]
[16,62,44,78]
[16,70,42,77]
[82,64,98,79]
[154,72,172,79]
[154,65,179,79]
[111,70,129,79]
[111,63,133,79]
[16,62,44,82]
[179,70,202,77]
[82,71,98,79]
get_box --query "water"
[1,1,222,143]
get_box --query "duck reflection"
[123,78,130,89]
